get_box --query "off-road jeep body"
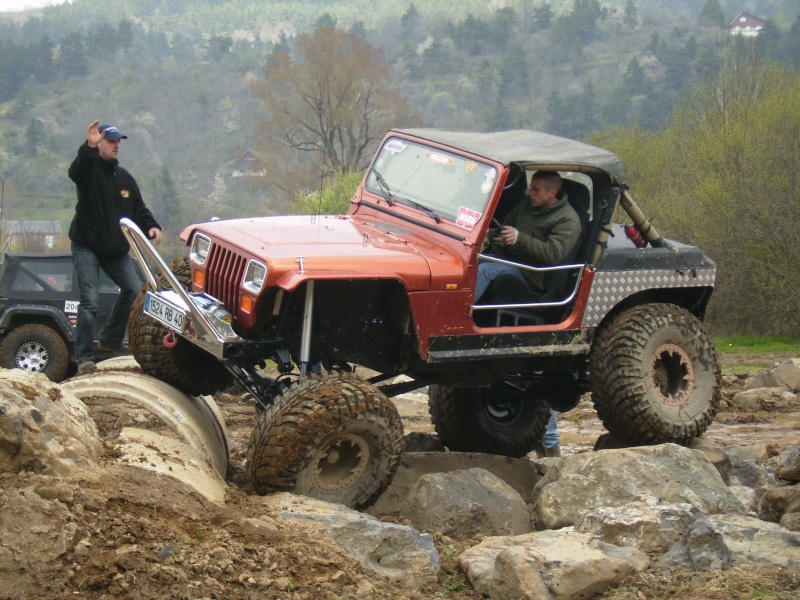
[0,252,126,381]
[123,128,720,508]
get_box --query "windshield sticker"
[481,168,497,194]
[456,206,482,231]
[466,161,477,173]
[427,152,453,165]
[384,139,406,155]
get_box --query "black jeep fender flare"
[0,305,75,342]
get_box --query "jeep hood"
[183,215,462,291]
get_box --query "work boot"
[533,444,546,459]
[97,340,131,356]
[544,445,562,458]
[78,360,97,374]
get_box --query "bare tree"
[252,27,419,202]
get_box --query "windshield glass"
[365,137,497,229]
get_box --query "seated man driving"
[474,171,581,303]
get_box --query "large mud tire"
[247,371,404,509]
[428,383,550,457]
[127,256,232,396]
[0,323,70,382]
[589,303,720,445]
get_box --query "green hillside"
[0,0,797,264]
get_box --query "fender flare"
[0,305,75,342]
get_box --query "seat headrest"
[560,179,590,214]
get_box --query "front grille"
[205,245,247,314]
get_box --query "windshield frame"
[363,136,503,235]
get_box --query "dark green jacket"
[500,195,582,291]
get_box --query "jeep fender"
[0,305,75,342]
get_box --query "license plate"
[64,300,79,314]
[144,292,186,333]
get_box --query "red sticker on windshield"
[427,152,453,165]
[456,206,482,230]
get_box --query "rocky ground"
[1,352,799,599]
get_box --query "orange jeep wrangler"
[122,128,720,508]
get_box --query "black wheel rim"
[482,390,524,424]
[650,343,695,406]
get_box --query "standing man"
[68,120,162,373]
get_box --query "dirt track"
[1,352,799,599]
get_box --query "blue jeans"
[541,409,560,449]
[72,243,142,363]
[475,261,528,302]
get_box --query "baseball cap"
[99,124,128,141]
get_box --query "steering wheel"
[482,217,504,253]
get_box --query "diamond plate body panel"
[582,268,716,327]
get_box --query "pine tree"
[699,0,726,28]
[58,31,88,78]
[624,0,638,30]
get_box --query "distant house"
[728,12,766,37]
[3,220,64,250]
[229,149,267,177]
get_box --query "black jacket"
[68,142,160,259]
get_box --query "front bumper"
[119,218,240,360]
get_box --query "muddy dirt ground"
[3,352,800,599]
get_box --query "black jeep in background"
[0,252,128,381]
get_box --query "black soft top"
[394,128,626,183]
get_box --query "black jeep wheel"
[247,371,404,509]
[0,323,70,382]
[127,256,232,396]
[589,303,720,445]
[428,383,550,457]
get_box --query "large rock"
[724,444,769,465]
[662,514,800,570]
[401,468,531,539]
[575,496,699,554]
[729,459,775,490]
[369,451,540,516]
[531,444,745,530]
[459,528,649,600]
[758,484,800,531]
[275,493,439,585]
[729,387,797,412]
[0,369,101,476]
[743,359,800,392]
[776,445,800,482]
[689,437,732,484]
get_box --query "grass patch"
[714,336,800,375]
[715,336,800,355]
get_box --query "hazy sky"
[0,0,68,12]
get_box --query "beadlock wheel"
[308,433,371,494]
[650,343,695,406]
[247,371,404,509]
[589,303,720,445]
[428,383,550,457]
